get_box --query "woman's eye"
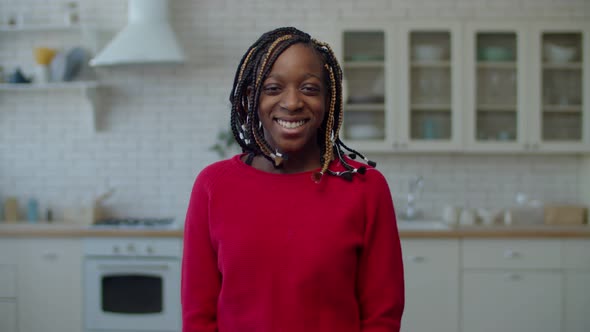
[301,85,320,94]
[263,85,281,94]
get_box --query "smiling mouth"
[275,119,308,129]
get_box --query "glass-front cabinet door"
[529,23,590,153]
[339,24,395,152]
[464,23,528,152]
[398,22,462,152]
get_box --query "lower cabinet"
[564,271,590,332]
[400,239,459,332]
[0,243,18,332]
[563,240,590,332]
[461,239,563,332]
[462,270,562,332]
[17,239,82,332]
[0,301,18,332]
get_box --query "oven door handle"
[97,264,171,271]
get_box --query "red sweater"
[182,154,404,332]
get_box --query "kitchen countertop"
[0,222,183,238]
[1,221,590,238]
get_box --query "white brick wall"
[0,0,588,223]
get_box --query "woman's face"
[257,43,326,157]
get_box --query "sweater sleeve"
[357,171,405,332]
[181,172,221,332]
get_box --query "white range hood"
[89,0,186,66]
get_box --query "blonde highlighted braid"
[228,27,376,182]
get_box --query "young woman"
[182,27,404,332]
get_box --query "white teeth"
[276,119,306,129]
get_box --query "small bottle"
[27,198,39,223]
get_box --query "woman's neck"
[249,150,322,174]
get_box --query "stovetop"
[92,217,177,229]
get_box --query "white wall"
[0,0,588,224]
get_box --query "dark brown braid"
[229,27,376,182]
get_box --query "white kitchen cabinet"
[17,238,83,332]
[529,22,590,153]
[397,21,464,152]
[563,240,590,332]
[338,20,589,154]
[0,240,19,332]
[337,23,396,152]
[400,239,460,332]
[462,270,562,332]
[463,22,529,152]
[0,301,18,332]
[461,239,563,332]
[564,272,590,332]
[0,262,18,332]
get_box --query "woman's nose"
[280,88,303,111]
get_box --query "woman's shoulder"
[193,154,243,187]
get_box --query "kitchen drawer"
[462,239,561,269]
[401,239,460,268]
[0,301,18,332]
[0,265,16,298]
[562,240,590,269]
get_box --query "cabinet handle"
[407,255,425,263]
[504,273,521,281]
[503,249,520,259]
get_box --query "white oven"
[84,238,181,332]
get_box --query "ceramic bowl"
[347,124,383,140]
[414,45,444,61]
[544,44,576,63]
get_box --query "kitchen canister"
[4,197,19,222]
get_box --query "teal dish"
[346,54,384,62]
[477,46,513,62]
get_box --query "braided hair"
[229,27,376,182]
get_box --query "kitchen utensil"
[544,205,587,225]
[544,44,576,63]
[413,44,444,61]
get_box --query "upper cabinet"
[339,23,395,152]
[338,20,590,154]
[529,22,590,153]
[463,22,527,152]
[398,21,463,152]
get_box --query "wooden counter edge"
[1,224,590,238]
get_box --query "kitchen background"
[0,0,589,225]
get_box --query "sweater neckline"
[231,154,331,181]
